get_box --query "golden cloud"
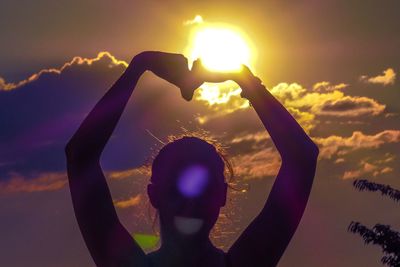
[313,81,349,92]
[360,68,396,86]
[183,15,204,25]
[270,83,385,117]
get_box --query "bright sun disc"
[191,27,251,72]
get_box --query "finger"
[179,86,196,101]
[179,55,190,70]
[191,58,203,72]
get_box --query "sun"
[184,18,256,118]
[188,26,252,72]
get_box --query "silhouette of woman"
[66,51,319,267]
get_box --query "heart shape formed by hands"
[135,51,255,101]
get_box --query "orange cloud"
[0,172,67,194]
[360,68,396,86]
[343,159,394,180]
[114,194,142,209]
[314,130,400,159]
[231,147,281,179]
[230,131,270,144]
[0,52,128,91]
[108,166,151,180]
[0,165,151,194]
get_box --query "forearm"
[240,78,318,162]
[65,58,145,162]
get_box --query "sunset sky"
[1,1,399,266]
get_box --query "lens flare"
[177,164,209,198]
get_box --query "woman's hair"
[151,136,233,186]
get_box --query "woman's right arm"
[66,51,198,267]
[65,55,148,267]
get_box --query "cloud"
[196,82,316,131]
[315,95,385,117]
[114,194,142,208]
[270,83,385,117]
[1,51,205,181]
[0,171,67,194]
[342,160,394,180]
[194,82,250,124]
[314,130,400,159]
[0,50,396,196]
[0,52,128,91]
[360,68,396,86]
[1,47,250,195]
[108,166,151,180]
[183,15,204,25]
[0,166,151,194]
[313,81,349,92]
[230,131,270,144]
[226,128,398,181]
[231,147,281,180]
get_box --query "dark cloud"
[0,52,204,181]
[318,96,385,117]
[0,53,132,179]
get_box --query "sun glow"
[189,27,251,72]
[185,17,256,114]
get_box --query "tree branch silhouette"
[348,179,400,267]
[353,179,400,202]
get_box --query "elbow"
[65,140,100,165]
[284,140,319,164]
[303,141,319,165]
[65,141,77,163]
[309,141,319,161]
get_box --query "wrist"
[236,75,264,100]
[125,54,148,77]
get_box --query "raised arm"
[65,54,148,267]
[65,51,198,267]
[227,67,319,266]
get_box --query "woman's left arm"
[227,67,319,267]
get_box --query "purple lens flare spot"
[177,164,209,198]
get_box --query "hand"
[133,51,202,101]
[132,51,260,101]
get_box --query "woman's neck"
[153,230,219,266]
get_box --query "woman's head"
[147,136,230,237]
